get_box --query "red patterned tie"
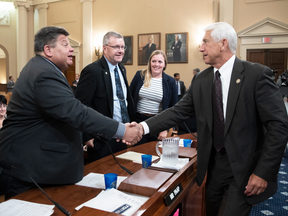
[213,70,224,152]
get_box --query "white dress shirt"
[214,55,235,121]
[141,55,236,134]
[104,57,128,123]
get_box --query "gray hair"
[103,31,123,45]
[34,26,69,54]
[204,22,237,54]
[193,68,200,73]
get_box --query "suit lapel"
[201,67,214,134]
[101,57,114,117]
[224,58,244,136]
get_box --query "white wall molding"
[238,17,288,60]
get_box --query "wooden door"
[247,49,287,81]
[63,56,76,86]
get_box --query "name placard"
[163,183,183,206]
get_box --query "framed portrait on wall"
[138,33,161,65]
[122,36,133,65]
[166,32,188,63]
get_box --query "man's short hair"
[8,76,12,80]
[174,73,180,77]
[103,31,123,46]
[204,22,237,54]
[0,95,7,105]
[193,68,200,73]
[34,26,69,54]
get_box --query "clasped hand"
[120,122,144,145]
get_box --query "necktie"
[176,81,179,95]
[114,66,130,123]
[212,70,224,152]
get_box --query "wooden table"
[13,133,205,216]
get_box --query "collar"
[104,56,119,72]
[213,55,235,75]
[39,55,64,75]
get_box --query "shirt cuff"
[140,122,149,135]
[112,123,126,139]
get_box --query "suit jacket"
[7,81,14,92]
[130,70,178,112]
[71,80,78,95]
[143,43,156,62]
[177,80,186,96]
[145,57,288,204]
[171,40,182,61]
[75,56,135,151]
[0,55,119,184]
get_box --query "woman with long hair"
[130,50,177,145]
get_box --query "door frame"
[238,17,288,67]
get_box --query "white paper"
[151,158,189,171]
[76,172,127,189]
[75,188,149,216]
[0,199,54,216]
[116,151,159,164]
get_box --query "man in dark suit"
[171,35,182,61]
[0,26,141,200]
[136,22,288,216]
[7,76,14,92]
[174,73,186,101]
[71,73,79,95]
[142,38,156,64]
[75,31,135,162]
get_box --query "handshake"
[121,122,144,145]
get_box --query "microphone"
[183,122,197,139]
[96,136,134,175]
[0,160,71,216]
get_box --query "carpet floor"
[249,150,288,216]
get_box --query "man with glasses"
[76,31,136,162]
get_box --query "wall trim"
[238,17,288,60]
[0,44,9,83]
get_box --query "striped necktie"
[114,66,130,123]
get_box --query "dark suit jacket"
[130,70,178,112]
[0,55,120,184]
[171,40,182,61]
[7,81,14,92]
[145,57,288,205]
[177,80,186,96]
[75,56,135,152]
[71,80,78,95]
[142,43,156,62]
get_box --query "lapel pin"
[105,72,108,75]
[236,79,241,84]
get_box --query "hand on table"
[84,138,94,148]
[158,130,167,140]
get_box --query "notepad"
[75,188,149,216]
[0,199,54,216]
[116,151,159,164]
[150,158,189,171]
[76,172,127,189]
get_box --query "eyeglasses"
[105,45,127,50]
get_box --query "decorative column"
[80,0,94,68]
[14,1,30,77]
[219,0,233,26]
[35,3,49,33]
